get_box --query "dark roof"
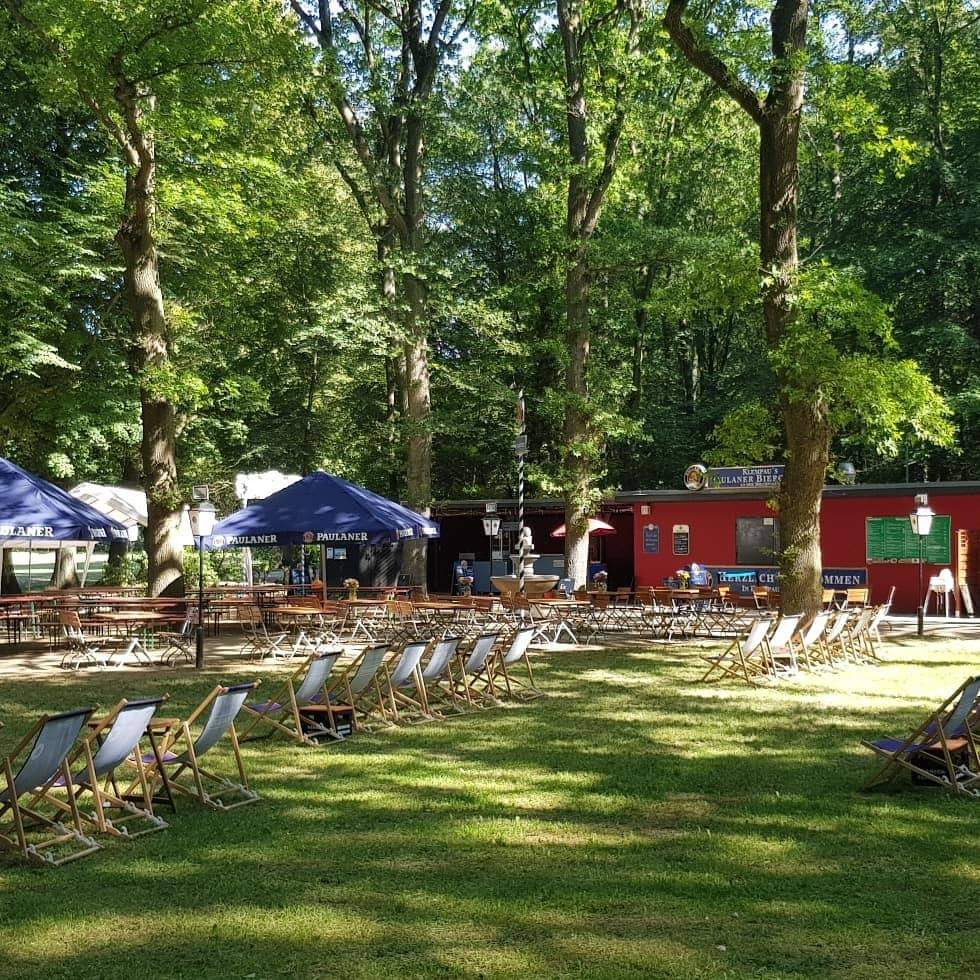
[433,481,980,514]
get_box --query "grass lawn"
[1,635,978,978]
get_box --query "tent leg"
[80,543,94,587]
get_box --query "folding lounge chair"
[362,640,433,724]
[862,676,980,797]
[763,614,803,679]
[419,636,464,715]
[324,644,392,734]
[793,611,831,670]
[700,617,773,686]
[55,697,169,838]
[453,632,502,707]
[240,648,343,746]
[490,626,541,701]
[818,609,852,668]
[0,707,101,866]
[138,682,261,810]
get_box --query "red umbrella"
[550,518,616,538]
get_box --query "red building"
[624,482,980,615]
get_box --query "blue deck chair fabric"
[0,707,101,866]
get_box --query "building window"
[736,517,780,566]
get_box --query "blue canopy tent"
[0,456,130,593]
[208,470,439,595]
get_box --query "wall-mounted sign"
[707,566,868,594]
[683,464,784,491]
[866,516,951,564]
[642,523,660,554]
[485,501,498,513]
[672,524,690,556]
[704,465,784,490]
[683,464,707,490]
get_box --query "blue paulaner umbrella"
[209,470,439,549]
[0,456,130,593]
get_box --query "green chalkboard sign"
[866,516,951,564]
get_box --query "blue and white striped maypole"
[516,388,527,595]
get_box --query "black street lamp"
[188,499,217,668]
[909,494,934,638]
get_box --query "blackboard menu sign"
[673,524,690,556]
[866,516,951,564]
[642,524,660,554]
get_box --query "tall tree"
[4,0,295,595]
[291,0,473,585]
[556,0,643,586]
[665,0,829,614]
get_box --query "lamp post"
[188,499,217,668]
[909,494,934,638]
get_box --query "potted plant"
[592,570,609,592]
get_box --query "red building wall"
[633,487,980,614]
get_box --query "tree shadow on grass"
[0,647,978,978]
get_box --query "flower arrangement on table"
[343,577,360,600]
[591,570,609,592]
[676,569,691,588]
[457,574,474,597]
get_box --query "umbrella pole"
[80,543,94,587]
[320,543,327,605]
[27,540,33,594]
[0,545,4,596]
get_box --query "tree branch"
[663,0,765,124]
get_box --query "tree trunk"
[114,82,183,597]
[779,399,830,617]
[1,549,22,595]
[563,253,592,587]
[760,102,826,617]
[48,546,80,590]
[401,272,432,587]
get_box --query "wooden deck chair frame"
[763,614,803,679]
[792,611,832,670]
[361,640,433,724]
[490,626,541,701]
[51,697,170,839]
[324,644,393,733]
[700,617,774,686]
[136,682,260,811]
[0,707,101,866]
[240,648,343,746]
[452,632,502,707]
[419,636,465,715]
[862,676,980,797]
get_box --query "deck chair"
[362,640,433,724]
[240,606,290,661]
[862,677,980,797]
[842,606,875,663]
[700,617,773,685]
[55,697,169,839]
[138,682,260,811]
[453,632,502,707]
[818,609,852,667]
[0,707,101,866]
[863,601,892,660]
[490,626,541,701]
[419,636,464,715]
[763,614,803,679]
[240,648,343,746]
[325,644,392,734]
[793,611,831,670]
